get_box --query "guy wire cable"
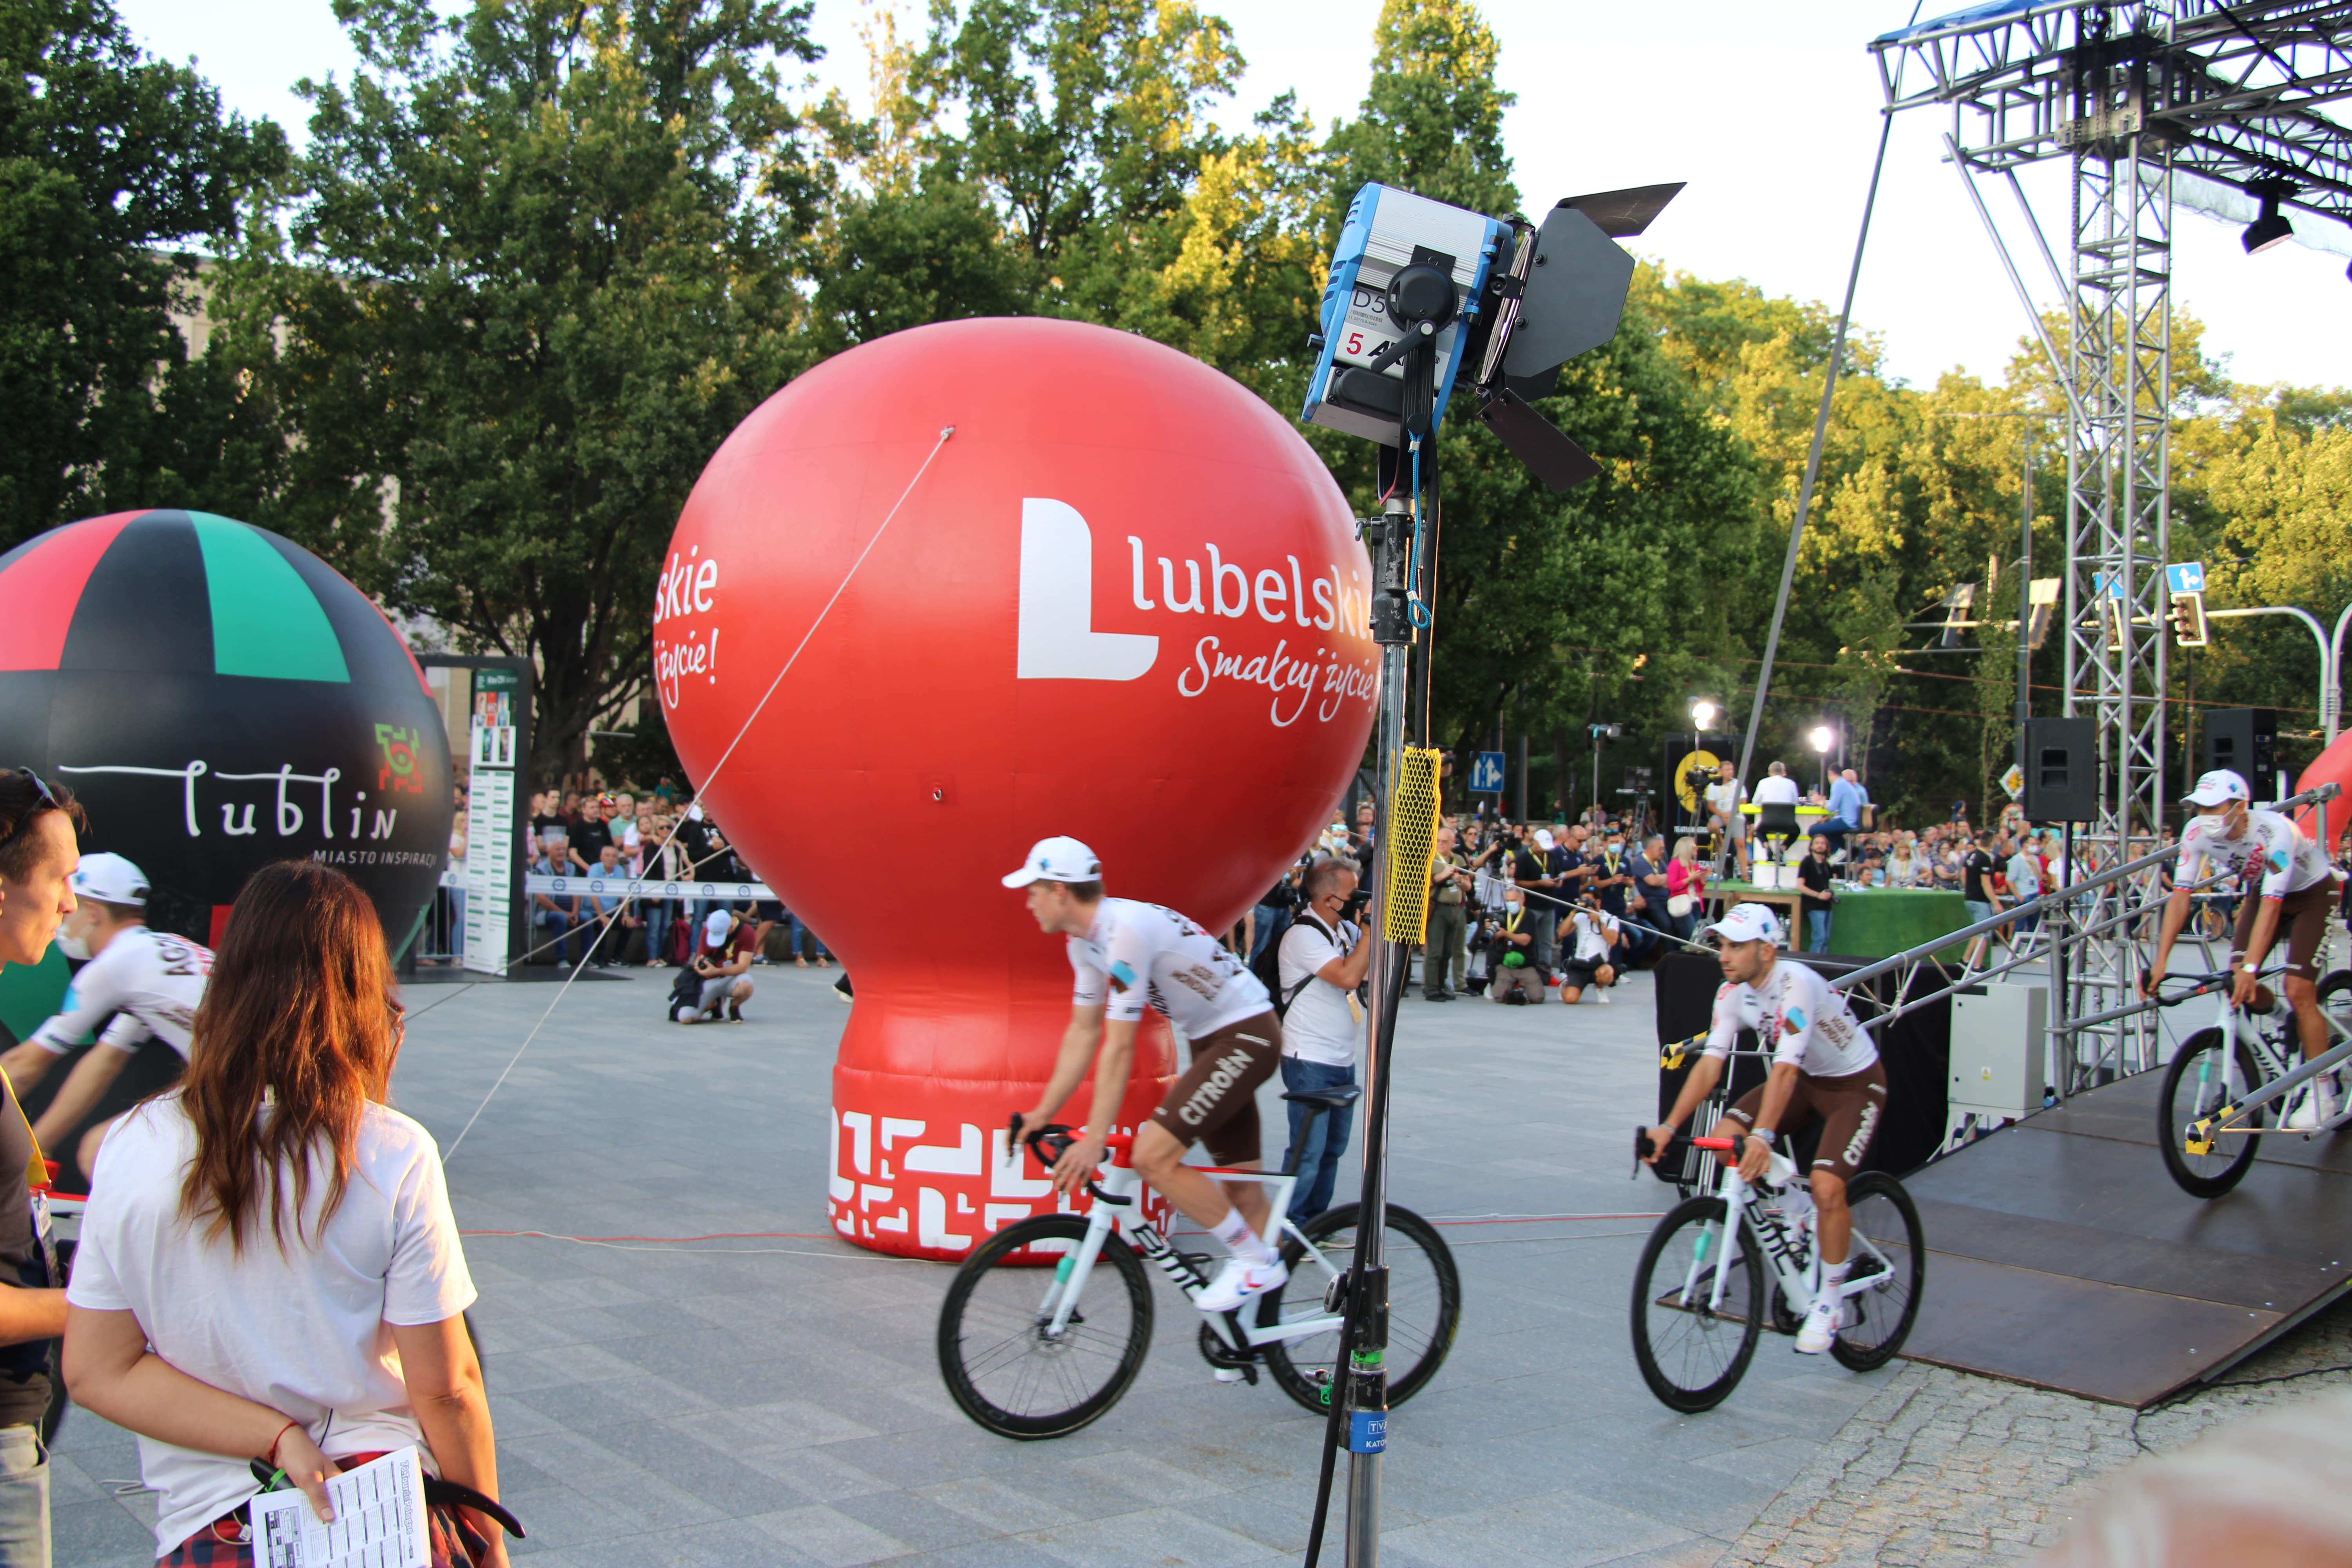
[441,425,957,1162]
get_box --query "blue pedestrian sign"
[2166,561,2205,595]
[1469,751,1506,794]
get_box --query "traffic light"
[2171,590,2209,648]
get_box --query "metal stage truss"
[1869,0,2352,1089]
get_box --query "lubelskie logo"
[374,724,423,794]
[1015,497,1376,727]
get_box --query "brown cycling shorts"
[1720,1060,1888,1182]
[2233,880,2334,982]
[1148,1012,1282,1167]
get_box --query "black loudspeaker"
[2021,717,2100,825]
[2203,707,2278,802]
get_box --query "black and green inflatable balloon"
[0,510,453,953]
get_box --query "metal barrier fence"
[1822,782,2339,1100]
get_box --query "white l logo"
[1016,498,1158,681]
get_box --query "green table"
[1707,882,1973,962]
[1826,887,1973,962]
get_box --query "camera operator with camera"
[1704,762,1749,880]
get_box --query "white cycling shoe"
[1198,1256,1288,1313]
[2282,1080,2340,1132]
[1794,1294,1845,1355]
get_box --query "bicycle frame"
[1674,1137,1898,1323]
[2182,971,2352,1152]
[1024,1151,1350,1358]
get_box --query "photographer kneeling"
[1483,885,1546,1005]
[1274,858,1371,1223]
[1557,893,1621,1005]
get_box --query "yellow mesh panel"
[1382,746,1443,943]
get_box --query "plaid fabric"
[157,1454,488,1568]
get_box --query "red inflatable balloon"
[2295,729,2352,854]
[658,319,1377,1258]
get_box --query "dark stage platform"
[1899,1068,2352,1406]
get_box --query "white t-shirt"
[1276,913,1361,1067]
[1067,897,1271,1038]
[68,1096,477,1556]
[1703,959,1878,1078]
[2177,808,2335,900]
[1703,779,1745,820]
[1565,909,1620,965]
[29,925,211,1057]
[1752,774,1802,808]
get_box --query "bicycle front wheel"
[1259,1203,1461,1416]
[936,1215,1153,1440]
[2158,1026,2264,1199]
[1630,1195,1763,1413]
[1831,1172,1924,1372]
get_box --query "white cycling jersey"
[1702,958,1878,1079]
[2176,808,2336,901]
[1068,898,1271,1039]
[28,925,212,1058]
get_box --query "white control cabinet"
[1948,984,2048,1123]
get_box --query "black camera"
[1342,887,1372,920]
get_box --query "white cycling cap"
[2183,768,2250,807]
[1002,836,1101,888]
[1533,828,1556,851]
[702,909,733,944]
[1708,903,1782,946]
[70,852,149,906]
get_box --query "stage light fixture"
[1303,180,1683,492]
[2242,180,2295,255]
[1809,725,1835,753]
[1691,699,1719,730]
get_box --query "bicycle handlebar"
[1009,1117,1132,1207]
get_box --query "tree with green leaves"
[0,0,286,543]
[236,0,826,779]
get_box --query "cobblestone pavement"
[1716,1295,2352,1567]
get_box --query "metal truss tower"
[1871,1,2352,1087]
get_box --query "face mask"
[54,929,90,962]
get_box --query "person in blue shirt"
[1818,768,1871,856]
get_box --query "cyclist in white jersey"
[1644,903,1886,1355]
[0,853,211,1178]
[1005,837,1290,1312]
[2145,768,2344,1128]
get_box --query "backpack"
[1253,912,1344,1020]
[666,965,705,1019]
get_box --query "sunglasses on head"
[0,769,60,851]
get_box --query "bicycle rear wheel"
[1630,1195,1764,1413]
[936,1215,1152,1439]
[2158,1026,2264,1199]
[1260,1203,1460,1416]
[1830,1172,1924,1372]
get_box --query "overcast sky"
[115,0,2352,393]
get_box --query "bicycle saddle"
[1281,1085,1363,1112]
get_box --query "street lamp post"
[1809,724,1835,795]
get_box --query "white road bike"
[2159,965,2352,1198]
[935,1110,1460,1439]
[1629,1128,1924,1412]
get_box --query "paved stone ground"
[47,948,2348,1567]
[50,959,1896,1567]
[1715,1295,2352,1567]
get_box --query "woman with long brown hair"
[63,861,506,1566]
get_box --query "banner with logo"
[463,668,522,975]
